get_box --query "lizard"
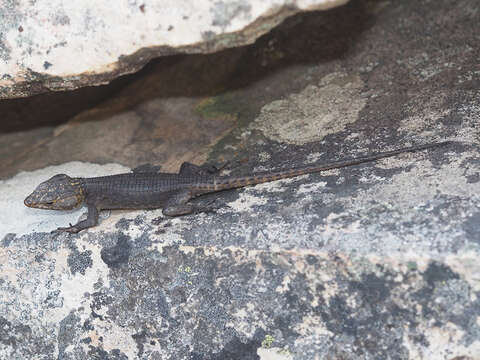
[24,141,451,233]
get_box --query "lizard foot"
[152,216,164,225]
[194,200,224,215]
[54,223,81,234]
[204,161,231,174]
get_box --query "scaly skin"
[24,141,451,233]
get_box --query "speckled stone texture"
[0,0,347,98]
[1,0,480,359]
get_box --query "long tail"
[212,141,452,191]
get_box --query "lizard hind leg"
[178,162,229,176]
[162,203,195,217]
[162,190,216,217]
[162,190,195,217]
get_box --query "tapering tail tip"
[430,140,453,148]
[410,140,453,151]
[398,140,453,155]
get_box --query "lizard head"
[24,174,84,210]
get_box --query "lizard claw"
[211,161,231,173]
[194,200,223,215]
[200,161,231,175]
[55,225,81,234]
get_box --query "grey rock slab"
[1,137,479,358]
[1,0,480,358]
[1,237,479,359]
[0,0,348,98]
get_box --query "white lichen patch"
[455,100,480,144]
[404,322,480,360]
[398,91,451,136]
[55,245,107,321]
[226,303,259,338]
[399,91,480,146]
[147,216,204,248]
[251,72,367,144]
[0,231,114,358]
[446,251,480,292]
[100,209,147,238]
[89,319,138,359]
[275,273,291,293]
[305,151,325,163]
[297,181,328,194]
[257,347,293,360]
[356,172,386,184]
[315,213,363,237]
[294,315,333,337]
[226,188,270,211]
[226,172,327,212]
[298,139,480,255]
[258,151,272,162]
[359,151,478,207]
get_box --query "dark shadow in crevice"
[0,0,372,134]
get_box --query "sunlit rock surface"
[1,0,479,358]
[0,0,348,98]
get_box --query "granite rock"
[0,0,348,98]
[0,0,479,358]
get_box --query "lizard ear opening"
[56,180,84,209]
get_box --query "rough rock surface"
[1,0,480,359]
[0,0,347,99]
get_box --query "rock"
[1,0,479,358]
[0,0,348,99]
[251,72,367,145]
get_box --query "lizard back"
[80,172,215,209]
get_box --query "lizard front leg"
[56,203,99,233]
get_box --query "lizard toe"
[55,225,80,233]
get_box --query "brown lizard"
[24,141,450,233]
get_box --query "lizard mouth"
[24,196,54,208]
[24,196,34,207]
